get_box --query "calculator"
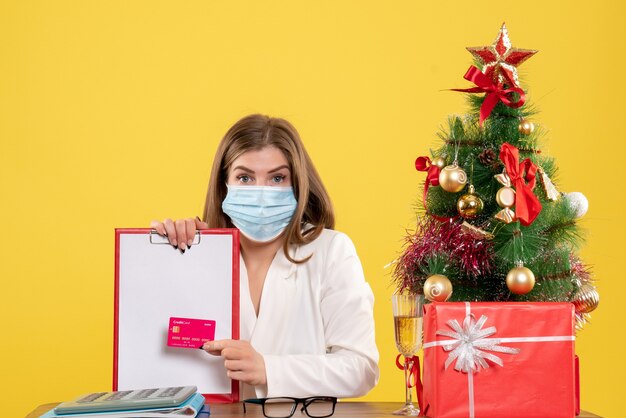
[54,386,197,414]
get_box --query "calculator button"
[77,392,108,403]
[159,387,183,397]
[132,389,158,399]
[104,391,133,401]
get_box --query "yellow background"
[1,1,624,417]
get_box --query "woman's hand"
[150,217,208,251]
[201,339,267,386]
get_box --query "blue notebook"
[196,404,210,417]
[40,393,207,418]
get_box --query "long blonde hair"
[202,114,335,263]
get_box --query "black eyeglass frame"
[243,396,338,418]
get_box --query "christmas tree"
[393,23,599,330]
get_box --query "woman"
[151,114,379,400]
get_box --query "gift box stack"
[392,24,598,417]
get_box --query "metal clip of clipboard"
[149,230,202,246]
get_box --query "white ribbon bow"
[436,314,520,373]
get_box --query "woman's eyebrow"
[268,165,290,173]
[232,165,254,173]
[232,164,290,173]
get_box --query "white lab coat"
[238,228,380,399]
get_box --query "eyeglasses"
[243,396,337,418]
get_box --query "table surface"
[27,402,602,418]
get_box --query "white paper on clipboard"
[114,228,240,403]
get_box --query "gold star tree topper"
[467,23,537,88]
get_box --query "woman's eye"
[238,175,252,183]
[272,175,285,183]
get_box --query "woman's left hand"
[201,339,267,386]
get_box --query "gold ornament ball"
[573,284,600,314]
[438,164,467,193]
[506,265,536,295]
[423,274,453,302]
[496,187,516,208]
[431,156,446,169]
[457,188,484,219]
[518,120,535,136]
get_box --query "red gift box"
[422,302,575,418]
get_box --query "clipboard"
[114,228,240,403]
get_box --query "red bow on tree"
[415,156,440,207]
[500,142,542,226]
[452,66,526,127]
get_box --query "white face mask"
[221,185,298,242]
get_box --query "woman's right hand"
[150,217,209,251]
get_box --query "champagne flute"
[392,294,424,416]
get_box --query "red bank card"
[167,317,216,349]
